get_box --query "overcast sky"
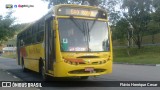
[0,0,49,24]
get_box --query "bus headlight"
[63,58,84,65]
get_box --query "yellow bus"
[17,4,113,80]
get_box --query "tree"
[45,0,101,8]
[152,0,160,30]
[101,0,121,25]
[121,0,152,49]
[0,12,16,45]
[13,23,30,33]
[152,0,160,11]
[146,0,160,44]
[147,20,159,44]
[114,18,131,46]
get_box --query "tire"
[40,62,49,81]
[80,76,89,79]
[22,59,27,72]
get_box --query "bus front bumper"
[53,60,112,77]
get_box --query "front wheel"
[40,65,49,81]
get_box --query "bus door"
[45,17,55,72]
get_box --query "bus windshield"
[58,18,109,52]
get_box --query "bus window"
[37,31,44,42]
[59,18,109,52]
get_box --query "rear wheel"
[22,59,27,72]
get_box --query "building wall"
[2,39,16,54]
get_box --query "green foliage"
[113,18,129,40]
[147,0,160,35]
[45,0,101,7]
[0,12,29,45]
[0,12,16,44]
[147,20,159,35]
[116,0,152,49]
[153,0,160,10]
[114,46,160,64]
[13,23,30,33]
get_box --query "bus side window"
[32,24,37,43]
[20,40,24,46]
[37,31,44,42]
[37,21,44,43]
[23,31,27,45]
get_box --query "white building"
[2,46,16,53]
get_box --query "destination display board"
[57,7,107,19]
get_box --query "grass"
[143,33,160,44]
[113,46,160,64]
[113,33,160,46]
[1,53,17,59]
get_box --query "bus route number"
[71,9,91,16]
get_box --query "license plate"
[85,67,94,71]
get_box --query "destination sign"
[57,7,107,19]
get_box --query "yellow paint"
[23,43,44,72]
[18,4,113,78]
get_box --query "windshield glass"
[58,18,109,52]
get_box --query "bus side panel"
[20,43,45,72]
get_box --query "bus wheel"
[41,65,49,81]
[22,59,27,72]
[80,76,89,79]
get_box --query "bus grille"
[68,69,106,74]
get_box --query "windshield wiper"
[69,16,89,48]
[69,16,98,52]
[83,20,91,51]
[69,16,84,35]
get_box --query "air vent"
[77,56,99,58]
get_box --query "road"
[0,56,160,90]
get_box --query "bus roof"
[54,4,107,15]
[17,4,107,36]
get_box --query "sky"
[0,0,49,24]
